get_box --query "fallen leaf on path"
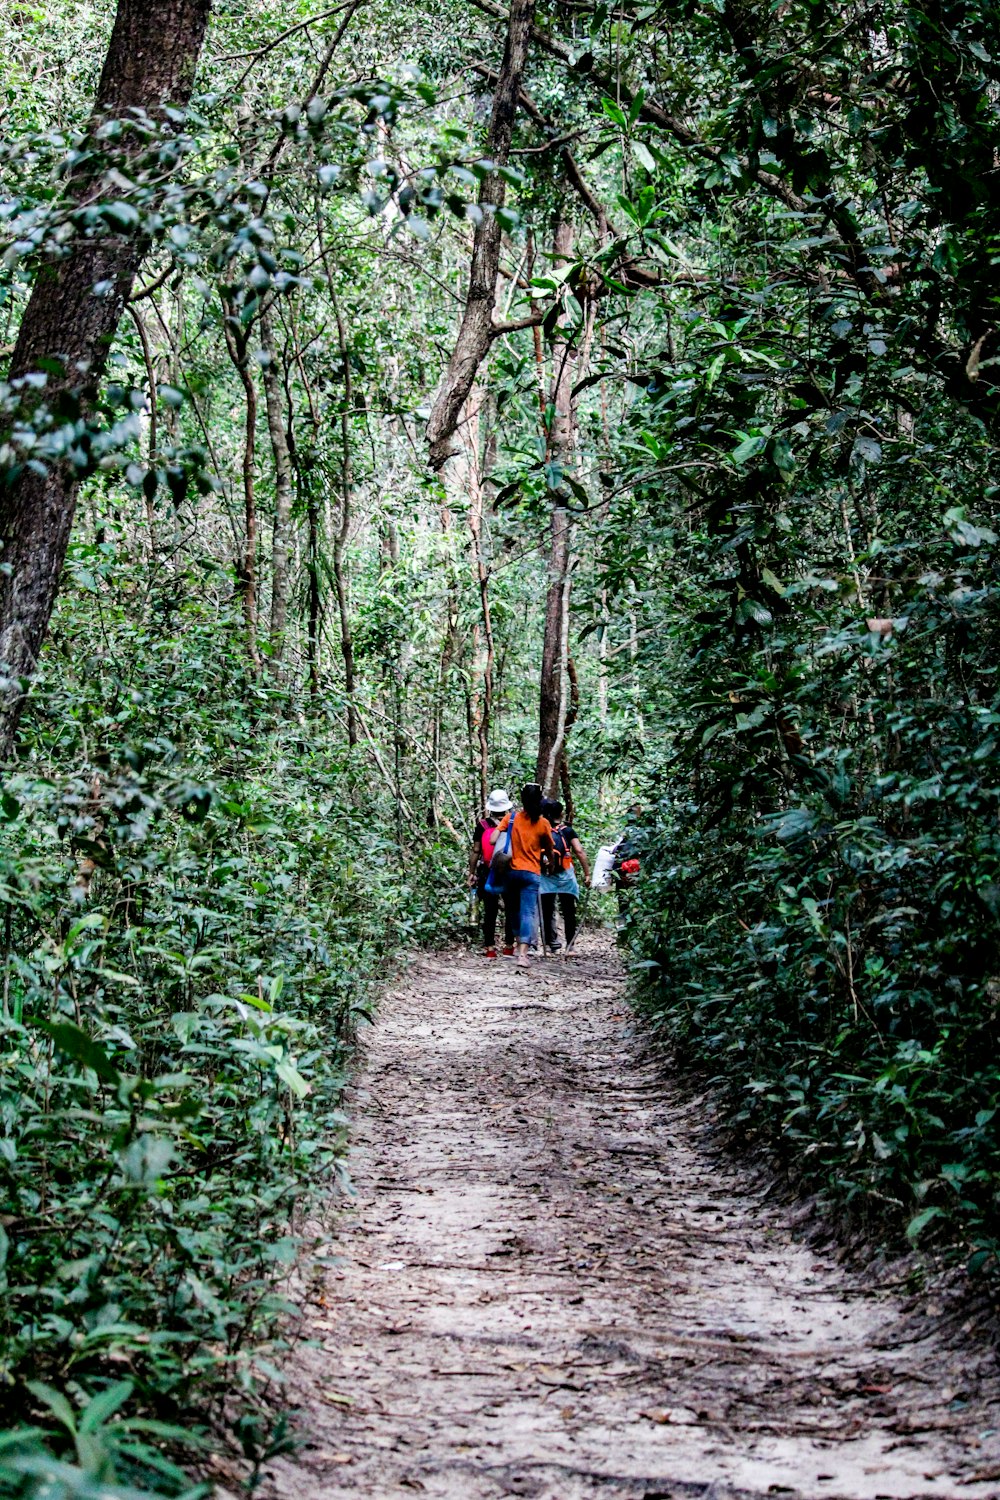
[322,1390,356,1407]
[639,1406,699,1425]
[861,1382,894,1394]
[534,1363,576,1385]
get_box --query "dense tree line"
[1,0,998,1493]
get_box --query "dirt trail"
[263,935,999,1500]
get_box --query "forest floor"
[258,932,1000,1500]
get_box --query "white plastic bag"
[591,843,618,892]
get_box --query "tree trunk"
[259,304,294,662]
[425,0,536,468]
[536,502,572,794]
[430,523,458,826]
[446,383,491,809]
[463,388,494,810]
[536,219,576,796]
[559,653,579,821]
[0,0,212,757]
[282,304,322,694]
[332,297,358,746]
[125,302,158,545]
[221,297,262,672]
[306,485,321,698]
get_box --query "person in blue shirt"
[539,798,590,952]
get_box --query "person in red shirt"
[492,782,555,969]
[467,788,516,958]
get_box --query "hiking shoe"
[548,939,563,952]
[502,945,514,957]
[485,947,498,959]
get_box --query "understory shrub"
[0,579,462,1497]
[625,519,1000,1277]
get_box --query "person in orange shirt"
[493,782,555,969]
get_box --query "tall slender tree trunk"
[240,365,261,672]
[376,513,398,744]
[221,298,262,672]
[126,302,158,544]
[467,415,494,809]
[431,465,466,826]
[332,297,358,746]
[259,303,294,663]
[0,0,213,756]
[282,302,322,694]
[430,517,458,826]
[450,384,493,809]
[597,587,609,811]
[536,219,576,796]
[559,653,579,822]
[537,503,572,794]
[306,486,321,698]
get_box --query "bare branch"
[212,3,355,65]
[490,311,544,337]
[127,260,176,304]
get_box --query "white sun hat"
[486,788,513,814]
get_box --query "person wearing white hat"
[468,789,516,957]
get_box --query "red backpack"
[479,819,497,865]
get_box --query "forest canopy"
[1,0,1000,1493]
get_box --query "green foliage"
[0,548,457,1492]
[614,323,1000,1271]
[5,0,1000,1487]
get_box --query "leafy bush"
[624,513,1000,1275]
[0,572,460,1495]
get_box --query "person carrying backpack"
[491,782,555,970]
[467,788,516,958]
[539,798,590,952]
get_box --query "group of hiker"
[468,781,596,969]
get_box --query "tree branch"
[425,0,537,469]
[465,0,813,219]
[491,311,544,337]
[473,63,608,236]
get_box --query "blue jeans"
[505,868,541,944]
